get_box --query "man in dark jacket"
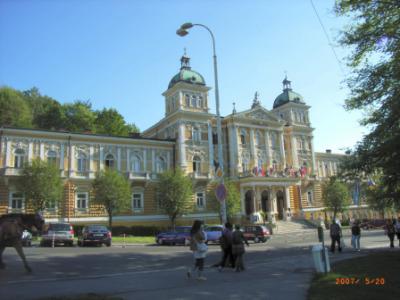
[218,222,235,271]
[330,221,342,253]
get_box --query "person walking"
[330,220,342,253]
[218,222,234,271]
[395,217,400,247]
[187,220,208,280]
[231,224,249,272]
[351,220,361,251]
[385,219,396,248]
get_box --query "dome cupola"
[168,51,206,89]
[273,76,305,109]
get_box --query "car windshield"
[207,227,222,231]
[175,227,190,233]
[87,226,107,231]
[49,224,70,231]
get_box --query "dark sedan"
[155,226,191,245]
[78,225,112,247]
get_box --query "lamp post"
[177,23,227,224]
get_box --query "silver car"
[41,223,74,247]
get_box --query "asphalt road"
[0,229,398,300]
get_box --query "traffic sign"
[216,167,224,178]
[215,183,227,202]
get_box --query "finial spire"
[282,72,291,91]
[232,102,236,114]
[251,91,261,109]
[180,49,191,70]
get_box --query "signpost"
[215,183,226,202]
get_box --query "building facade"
[0,54,369,225]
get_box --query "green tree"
[94,108,139,136]
[23,87,64,130]
[18,158,63,212]
[0,86,32,128]
[62,100,96,132]
[156,169,193,229]
[92,169,132,228]
[364,175,396,218]
[322,177,351,222]
[335,0,400,207]
[208,179,241,223]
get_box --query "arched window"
[242,158,249,173]
[185,94,190,107]
[14,148,25,168]
[198,96,203,108]
[47,150,57,166]
[193,156,201,175]
[156,156,166,173]
[191,95,197,107]
[105,154,115,169]
[77,152,87,172]
[132,155,141,173]
[270,133,276,149]
[240,130,246,145]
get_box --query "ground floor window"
[9,192,24,210]
[307,191,313,205]
[196,192,205,209]
[132,190,144,212]
[76,192,89,210]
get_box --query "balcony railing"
[128,172,150,180]
[189,172,210,180]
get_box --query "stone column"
[152,149,156,172]
[60,143,65,170]
[39,142,45,160]
[227,124,236,176]
[310,136,317,175]
[5,139,11,167]
[178,121,187,169]
[291,135,299,168]
[268,189,276,223]
[28,141,33,162]
[89,145,94,178]
[279,132,286,168]
[167,151,171,170]
[232,125,238,174]
[240,187,245,216]
[99,146,104,171]
[117,147,121,171]
[207,122,214,175]
[69,144,75,177]
[126,148,130,172]
[250,129,255,167]
[143,149,147,173]
[252,185,257,215]
[264,131,272,168]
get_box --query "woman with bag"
[231,224,249,272]
[187,220,208,280]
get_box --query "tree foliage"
[18,158,63,212]
[335,0,400,207]
[156,168,193,229]
[0,86,32,128]
[208,179,241,223]
[92,169,132,228]
[0,86,140,136]
[322,177,351,221]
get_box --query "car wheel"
[106,242,111,247]
[254,237,260,243]
[69,241,74,247]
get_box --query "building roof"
[167,53,206,89]
[273,77,305,109]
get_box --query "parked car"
[155,226,191,245]
[41,223,74,246]
[204,225,223,244]
[21,230,32,247]
[77,225,112,247]
[243,225,271,243]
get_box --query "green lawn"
[308,251,400,300]
[111,236,155,244]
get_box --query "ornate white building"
[0,54,367,225]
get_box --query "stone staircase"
[273,219,317,235]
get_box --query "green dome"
[168,69,206,89]
[273,77,305,109]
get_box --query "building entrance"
[277,191,284,220]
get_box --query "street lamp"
[176,22,227,224]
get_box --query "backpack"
[330,223,340,236]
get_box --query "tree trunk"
[108,211,113,229]
[333,208,337,223]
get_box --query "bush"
[111,226,168,236]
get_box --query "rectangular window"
[307,191,313,205]
[9,192,24,210]
[196,192,205,209]
[76,192,89,210]
[14,156,24,168]
[47,156,57,166]
[77,158,86,172]
[132,193,143,211]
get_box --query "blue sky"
[0,0,365,153]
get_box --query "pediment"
[237,107,281,123]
